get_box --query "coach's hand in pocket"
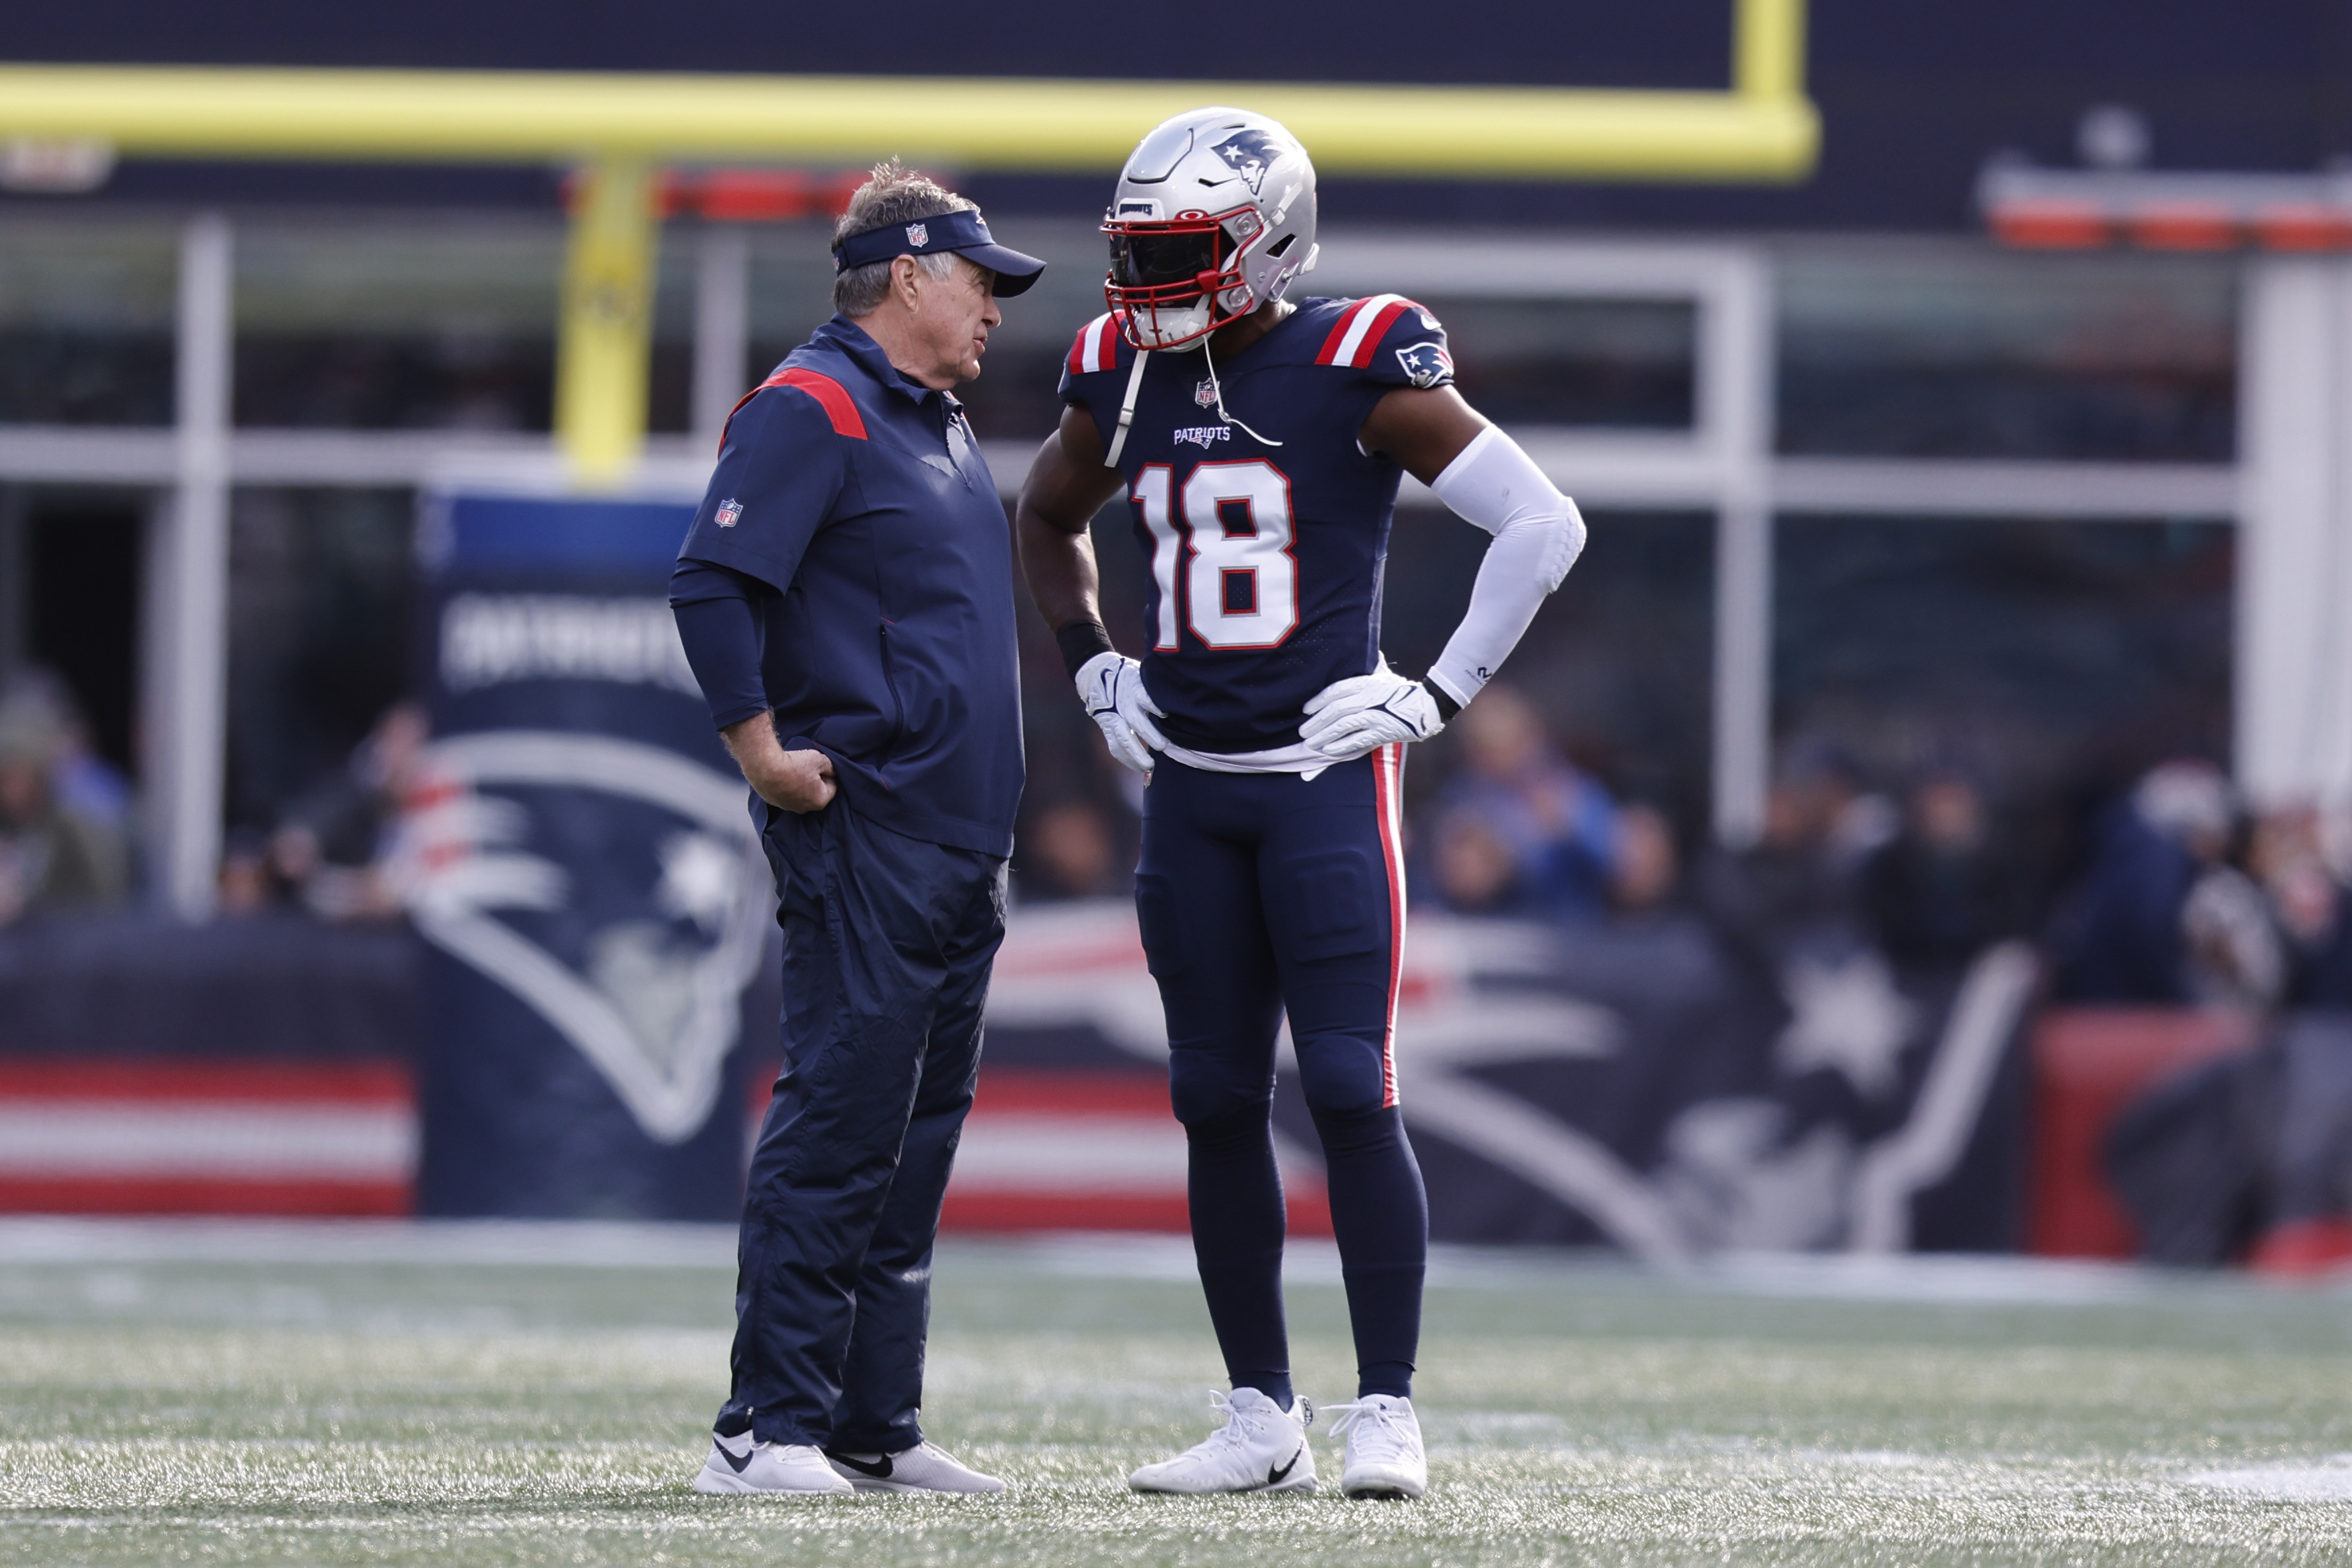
[722,712,840,812]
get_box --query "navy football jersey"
[1059,295,1456,755]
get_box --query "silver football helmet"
[1102,106,1320,352]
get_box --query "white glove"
[1299,661,1447,762]
[1075,651,1168,774]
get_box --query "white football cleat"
[692,1429,855,1496]
[824,1441,1007,1494]
[1327,1395,1427,1499]
[1127,1387,1317,1495]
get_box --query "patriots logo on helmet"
[1194,378,1219,408]
[1395,343,1454,390]
[905,222,929,248]
[1208,129,1286,195]
[713,498,742,528]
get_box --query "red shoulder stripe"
[716,366,869,453]
[1347,299,1415,367]
[1314,299,1369,366]
[1068,313,1123,376]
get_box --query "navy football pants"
[1136,747,1429,1403]
[720,798,1005,1452]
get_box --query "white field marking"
[0,1104,415,1178]
[0,1216,740,1268]
[949,1114,1188,1192]
[1012,1231,1348,1284]
[2183,1459,2352,1500]
[0,1219,2321,1312]
[1700,1249,2171,1306]
[952,1112,1325,1194]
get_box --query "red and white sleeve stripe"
[1315,294,1417,369]
[1066,313,1121,377]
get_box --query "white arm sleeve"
[1422,426,1587,708]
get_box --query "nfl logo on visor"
[906,223,929,248]
[714,498,741,528]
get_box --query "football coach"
[669,159,1043,1498]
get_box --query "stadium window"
[230,219,562,433]
[1775,243,2238,462]
[1386,507,1715,841]
[1772,514,2234,908]
[1419,295,1697,430]
[222,487,415,837]
[0,214,177,426]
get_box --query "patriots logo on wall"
[1395,343,1454,389]
[713,497,741,528]
[1208,129,1286,195]
[965,904,2039,1258]
[906,222,929,248]
[395,730,769,1145]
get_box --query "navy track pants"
[1136,746,1429,1401]
[720,797,1006,1452]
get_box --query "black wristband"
[1055,619,1118,679]
[1421,678,1463,722]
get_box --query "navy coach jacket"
[676,317,1023,858]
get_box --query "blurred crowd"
[1014,680,2352,1021]
[2048,759,2352,1011]
[0,669,132,927]
[1413,686,2035,984]
[11,652,2352,1020]
[0,665,424,931]
[215,700,424,922]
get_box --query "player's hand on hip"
[1300,661,1446,761]
[755,748,838,813]
[1075,651,1168,774]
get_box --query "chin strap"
[1103,347,1150,468]
[1200,331,1283,449]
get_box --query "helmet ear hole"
[1265,233,1296,258]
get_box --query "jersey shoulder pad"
[718,362,868,454]
[1312,294,1453,390]
[1061,312,1134,384]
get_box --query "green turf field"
[5,1222,2352,1566]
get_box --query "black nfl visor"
[830,210,1046,296]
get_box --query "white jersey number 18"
[1132,459,1300,652]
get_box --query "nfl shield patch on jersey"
[1394,343,1454,390]
[714,498,742,528]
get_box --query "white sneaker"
[824,1441,1007,1494]
[692,1429,855,1495]
[1327,1395,1426,1499]
[1127,1387,1317,1495]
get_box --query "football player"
[1015,107,1587,1499]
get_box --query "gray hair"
[832,159,981,317]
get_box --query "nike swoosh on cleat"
[825,1452,895,1480]
[1265,1447,1303,1487]
[716,1443,753,1475]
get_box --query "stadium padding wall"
[0,902,2036,1255]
